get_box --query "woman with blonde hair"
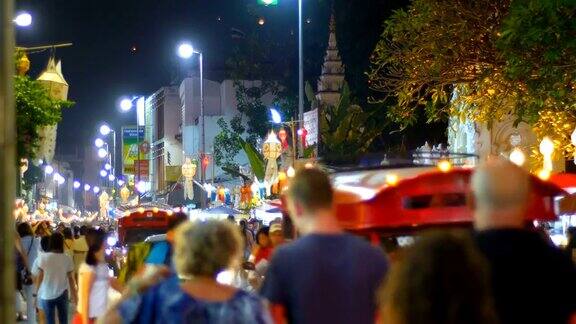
[379,231,498,324]
[101,220,271,323]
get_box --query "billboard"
[122,126,147,178]
[303,108,318,146]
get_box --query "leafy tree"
[368,0,510,126]
[14,74,73,162]
[368,0,576,159]
[307,81,385,160]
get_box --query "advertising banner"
[303,108,318,146]
[122,126,145,176]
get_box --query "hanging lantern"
[17,52,30,76]
[539,136,554,171]
[262,131,282,186]
[278,128,289,149]
[120,186,130,204]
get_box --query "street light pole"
[298,0,304,157]
[0,0,17,320]
[199,52,205,184]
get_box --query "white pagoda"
[316,13,345,107]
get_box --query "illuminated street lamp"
[117,179,125,186]
[84,184,91,191]
[73,181,81,189]
[100,170,108,178]
[108,174,115,181]
[94,138,104,148]
[120,98,132,111]
[99,124,112,136]
[104,163,112,171]
[97,148,108,159]
[44,165,54,175]
[93,186,100,194]
[13,12,32,27]
[177,41,206,208]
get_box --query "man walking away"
[472,160,576,324]
[261,168,388,324]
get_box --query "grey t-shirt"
[261,233,388,324]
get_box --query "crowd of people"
[13,160,576,323]
[14,220,119,324]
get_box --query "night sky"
[15,0,426,161]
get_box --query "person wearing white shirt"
[36,232,77,324]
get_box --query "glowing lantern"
[120,186,130,204]
[287,166,296,178]
[539,136,554,171]
[262,131,282,185]
[278,128,289,149]
[202,155,210,171]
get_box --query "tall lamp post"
[120,96,146,203]
[99,123,116,180]
[177,42,207,210]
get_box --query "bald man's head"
[471,159,530,230]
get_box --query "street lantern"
[73,181,81,189]
[120,98,133,112]
[120,186,130,204]
[177,42,194,59]
[93,186,100,194]
[104,163,112,170]
[100,170,108,178]
[84,184,91,191]
[13,12,32,27]
[108,174,115,181]
[95,138,104,148]
[97,148,108,158]
[44,165,54,175]
[99,124,112,136]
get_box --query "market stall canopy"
[332,167,566,232]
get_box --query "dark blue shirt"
[261,233,388,324]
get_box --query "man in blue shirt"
[261,168,388,324]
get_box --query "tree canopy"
[368,0,576,158]
[14,74,72,162]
